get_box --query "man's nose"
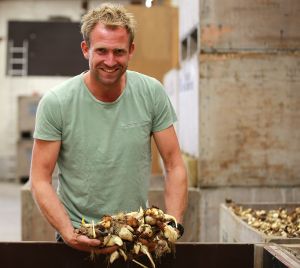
[104,52,116,66]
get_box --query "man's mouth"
[101,67,118,73]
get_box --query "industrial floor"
[0,181,21,241]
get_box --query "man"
[30,3,187,254]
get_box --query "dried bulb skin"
[145,215,157,225]
[140,244,156,268]
[125,215,139,228]
[103,234,123,247]
[117,226,134,241]
[155,239,171,258]
[109,250,120,264]
[119,248,128,261]
[163,225,179,243]
[99,216,113,229]
[107,235,123,247]
[133,242,141,255]
[75,206,181,268]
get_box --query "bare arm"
[153,126,188,223]
[30,139,116,253]
[30,139,73,240]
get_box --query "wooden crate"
[199,187,300,242]
[264,244,300,267]
[0,242,254,268]
[220,203,300,243]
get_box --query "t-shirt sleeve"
[33,91,63,141]
[151,80,177,133]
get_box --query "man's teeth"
[103,69,115,73]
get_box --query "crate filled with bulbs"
[220,200,300,244]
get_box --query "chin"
[98,77,119,86]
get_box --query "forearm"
[31,175,109,252]
[30,139,104,252]
[164,164,188,224]
[31,177,74,241]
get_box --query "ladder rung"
[8,69,26,76]
[8,40,28,76]
[9,47,26,53]
[10,58,26,64]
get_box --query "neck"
[83,71,126,102]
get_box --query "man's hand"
[64,232,119,254]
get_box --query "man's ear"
[81,40,89,60]
[128,42,135,60]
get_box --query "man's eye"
[115,49,125,55]
[97,48,106,54]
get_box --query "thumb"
[76,235,101,247]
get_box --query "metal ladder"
[7,40,28,76]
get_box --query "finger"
[76,235,101,247]
[88,239,102,247]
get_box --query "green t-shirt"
[34,70,177,228]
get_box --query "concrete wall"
[197,0,300,242]
[198,0,300,187]
[200,0,300,52]
[199,52,300,187]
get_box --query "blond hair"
[81,3,136,46]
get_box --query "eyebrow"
[94,46,127,52]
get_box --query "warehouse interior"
[0,0,300,267]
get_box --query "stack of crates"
[16,95,41,183]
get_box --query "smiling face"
[81,23,135,91]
